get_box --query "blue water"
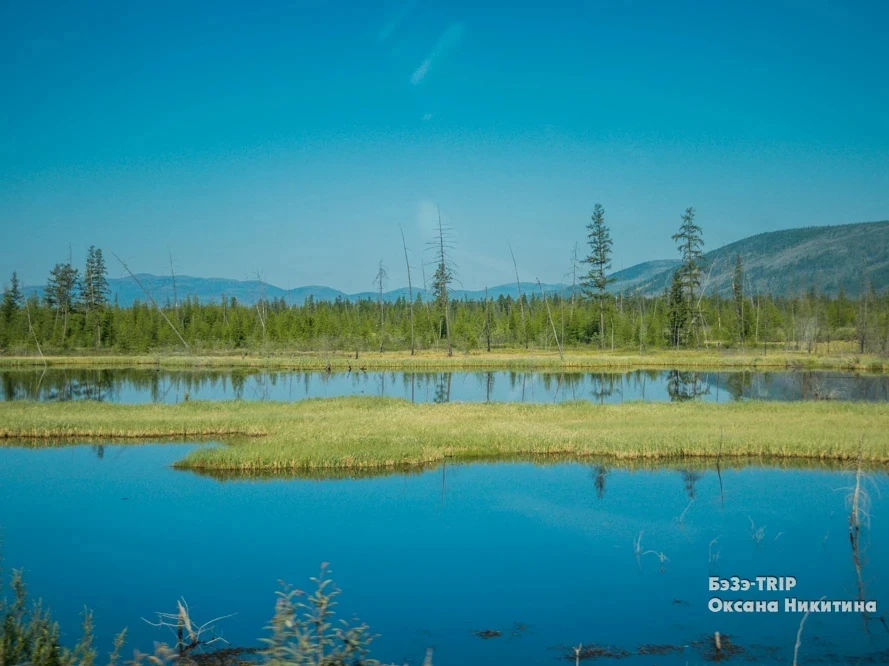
[3,368,889,403]
[1,444,888,664]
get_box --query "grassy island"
[1,397,887,471]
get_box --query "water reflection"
[0,447,886,665]
[2,367,889,404]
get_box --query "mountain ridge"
[634,219,889,296]
[20,220,889,305]
[23,274,572,306]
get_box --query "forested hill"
[636,220,889,297]
[607,260,680,293]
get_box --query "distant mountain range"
[634,220,889,297]
[23,274,570,307]
[607,259,681,293]
[21,220,889,305]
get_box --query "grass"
[0,346,886,371]
[1,397,888,471]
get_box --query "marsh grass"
[0,347,885,372]
[1,397,889,471]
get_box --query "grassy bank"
[1,397,887,470]
[0,346,886,371]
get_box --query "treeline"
[1,271,887,354]
[1,208,888,355]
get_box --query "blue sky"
[1,0,888,292]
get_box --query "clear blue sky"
[2,0,888,292]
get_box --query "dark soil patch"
[638,644,684,656]
[691,634,745,662]
[562,644,631,660]
[473,629,502,640]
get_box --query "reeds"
[2,557,423,666]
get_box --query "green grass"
[1,397,887,471]
[0,346,885,371]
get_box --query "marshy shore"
[0,346,887,372]
[1,396,887,471]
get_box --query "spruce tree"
[83,246,110,347]
[45,263,80,341]
[581,203,614,348]
[671,207,704,344]
[667,269,688,347]
[1,271,22,322]
[83,246,109,311]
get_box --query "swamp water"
[1,444,888,665]
[3,367,889,404]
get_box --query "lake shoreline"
[0,348,886,372]
[2,397,887,470]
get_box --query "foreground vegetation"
[1,397,887,470]
[1,560,404,666]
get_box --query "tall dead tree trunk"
[537,279,563,360]
[509,245,527,350]
[374,260,388,354]
[111,251,190,348]
[485,286,491,352]
[400,226,415,356]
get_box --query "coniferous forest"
[2,209,888,356]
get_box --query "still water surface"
[3,367,889,403]
[1,444,887,664]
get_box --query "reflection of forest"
[666,370,710,402]
[701,371,889,402]
[2,368,887,403]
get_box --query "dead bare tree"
[111,251,189,348]
[419,250,434,345]
[839,438,884,635]
[374,259,388,353]
[570,242,579,318]
[23,297,46,366]
[250,269,268,344]
[169,249,179,315]
[143,599,233,657]
[537,278,563,360]
[509,245,527,350]
[792,596,826,666]
[427,206,457,357]
[400,225,415,355]
[695,253,720,347]
[484,286,491,352]
[23,294,48,394]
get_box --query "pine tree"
[667,269,688,347]
[83,246,110,346]
[671,207,704,344]
[581,203,614,348]
[83,246,109,311]
[2,271,22,322]
[45,263,80,341]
